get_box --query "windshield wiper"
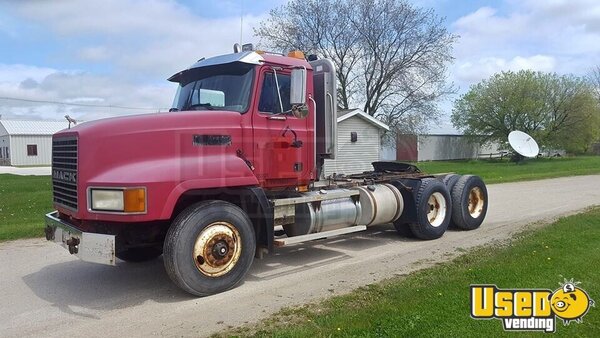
[188,103,215,110]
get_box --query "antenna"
[508,130,539,158]
[240,0,244,45]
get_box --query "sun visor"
[168,51,264,82]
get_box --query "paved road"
[1,175,600,337]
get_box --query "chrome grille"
[52,137,78,210]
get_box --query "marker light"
[288,51,305,59]
[124,188,146,213]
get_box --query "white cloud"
[455,55,557,83]
[0,65,174,121]
[0,64,57,84]
[451,0,600,87]
[0,0,266,121]
[77,46,113,62]
[13,0,264,77]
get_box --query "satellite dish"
[508,130,539,158]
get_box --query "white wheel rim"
[427,192,447,227]
[192,222,242,277]
[468,187,485,218]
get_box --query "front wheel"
[163,200,256,296]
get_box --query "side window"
[258,73,291,114]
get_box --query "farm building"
[395,134,501,161]
[323,109,389,177]
[0,120,69,166]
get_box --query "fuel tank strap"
[271,190,359,206]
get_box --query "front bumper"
[45,211,116,265]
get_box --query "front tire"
[409,178,452,240]
[163,200,256,296]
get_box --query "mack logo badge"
[53,170,77,184]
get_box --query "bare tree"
[255,0,456,133]
[255,0,361,109]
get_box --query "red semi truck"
[45,45,488,296]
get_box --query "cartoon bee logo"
[550,279,595,325]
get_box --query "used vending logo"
[470,279,595,333]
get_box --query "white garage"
[0,120,68,166]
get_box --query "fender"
[168,186,274,253]
[84,154,258,222]
[390,178,422,225]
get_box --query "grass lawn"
[417,155,600,184]
[0,174,53,241]
[226,207,600,337]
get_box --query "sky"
[0,0,599,133]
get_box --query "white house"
[323,109,390,177]
[0,120,69,166]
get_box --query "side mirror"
[290,68,307,106]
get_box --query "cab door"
[251,67,312,188]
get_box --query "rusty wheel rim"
[468,187,485,218]
[193,222,242,277]
[427,192,447,227]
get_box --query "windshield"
[171,63,255,113]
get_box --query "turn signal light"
[124,188,146,213]
[288,51,305,59]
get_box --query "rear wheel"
[409,178,452,240]
[442,174,461,192]
[116,247,162,262]
[163,200,256,296]
[450,175,488,230]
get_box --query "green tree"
[452,70,600,153]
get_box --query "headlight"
[90,188,146,213]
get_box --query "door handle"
[267,115,287,121]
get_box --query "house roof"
[337,109,390,131]
[0,120,69,136]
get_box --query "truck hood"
[54,110,252,185]
[52,110,259,220]
[65,110,243,139]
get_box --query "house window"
[27,144,38,156]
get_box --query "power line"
[0,96,166,111]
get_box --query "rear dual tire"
[450,175,488,230]
[394,178,452,240]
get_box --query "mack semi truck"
[45,45,488,296]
